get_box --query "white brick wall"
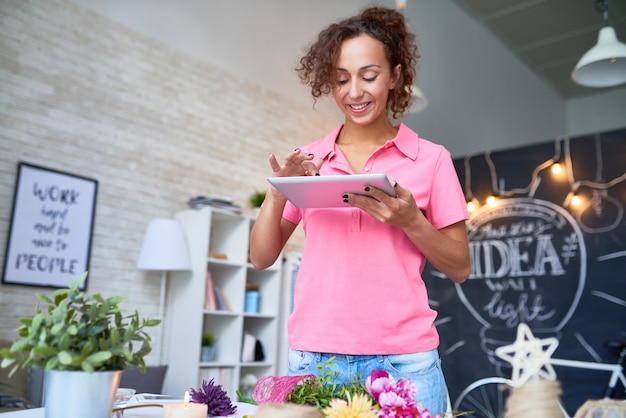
[0,0,337,360]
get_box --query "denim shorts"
[287,348,450,414]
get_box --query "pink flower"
[365,370,441,418]
[365,370,395,402]
[394,378,417,403]
[379,390,410,408]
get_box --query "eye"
[363,75,378,82]
[336,79,349,85]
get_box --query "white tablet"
[267,173,395,208]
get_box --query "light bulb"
[467,201,476,213]
[486,196,497,206]
[571,194,581,206]
[551,163,562,175]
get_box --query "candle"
[163,391,208,418]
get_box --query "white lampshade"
[137,218,192,271]
[571,26,626,87]
[408,85,429,114]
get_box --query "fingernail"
[393,181,398,187]
[364,186,370,192]
[342,194,348,199]
[308,153,314,157]
[294,148,299,151]
[315,173,320,176]
[343,199,349,203]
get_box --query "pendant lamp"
[571,0,626,88]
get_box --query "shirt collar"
[309,123,420,161]
[393,123,420,160]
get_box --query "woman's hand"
[269,148,324,177]
[345,181,470,282]
[266,149,324,199]
[344,181,422,227]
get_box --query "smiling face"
[332,34,400,128]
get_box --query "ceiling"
[450,0,626,99]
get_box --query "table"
[0,402,257,417]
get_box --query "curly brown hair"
[296,6,419,119]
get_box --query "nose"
[348,79,362,98]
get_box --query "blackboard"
[423,128,626,415]
[2,163,98,289]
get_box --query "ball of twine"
[505,380,563,418]
[251,375,314,404]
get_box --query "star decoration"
[495,323,559,387]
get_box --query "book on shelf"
[214,286,232,311]
[205,272,217,311]
[241,332,256,362]
[241,333,265,363]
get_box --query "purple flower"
[189,378,237,417]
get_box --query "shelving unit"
[162,207,282,398]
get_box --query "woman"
[250,6,470,414]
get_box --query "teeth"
[350,103,368,110]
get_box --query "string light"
[563,135,626,215]
[462,134,626,222]
[564,190,583,208]
[466,197,478,213]
[484,138,563,199]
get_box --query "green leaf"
[143,319,161,327]
[50,323,64,335]
[85,351,112,366]
[110,328,119,346]
[58,334,70,351]
[67,324,78,335]
[58,351,73,365]
[81,360,94,373]
[32,346,57,358]
[1,357,16,368]
[45,357,59,370]
[10,339,30,353]
[121,346,132,361]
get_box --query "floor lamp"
[137,218,192,364]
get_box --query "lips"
[349,102,371,112]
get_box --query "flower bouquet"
[253,370,440,418]
[189,359,466,417]
[238,360,452,418]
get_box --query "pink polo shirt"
[283,123,469,355]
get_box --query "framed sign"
[2,163,98,289]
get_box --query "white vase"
[200,346,216,362]
[43,369,122,418]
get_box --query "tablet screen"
[267,173,395,208]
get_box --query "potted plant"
[247,190,266,216]
[200,332,216,363]
[0,271,160,418]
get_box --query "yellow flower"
[322,393,378,418]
